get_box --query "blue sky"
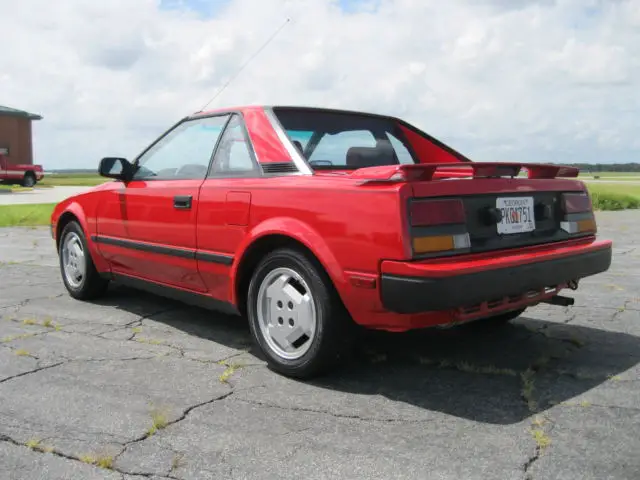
[2,0,638,168]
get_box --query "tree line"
[559,163,640,173]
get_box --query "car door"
[96,114,230,292]
[196,113,263,301]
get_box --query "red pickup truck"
[50,105,612,378]
[0,154,44,187]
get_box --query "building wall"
[0,116,34,165]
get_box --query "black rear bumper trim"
[381,245,612,314]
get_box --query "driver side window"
[133,114,229,180]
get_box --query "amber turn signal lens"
[577,218,597,233]
[560,217,597,234]
[413,233,470,254]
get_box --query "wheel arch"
[232,222,347,315]
[54,203,110,273]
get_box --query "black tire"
[246,248,354,379]
[22,172,36,187]
[58,221,109,300]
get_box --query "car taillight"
[410,199,466,226]
[409,199,470,255]
[560,191,597,235]
[562,192,592,214]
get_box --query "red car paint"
[0,154,44,184]
[50,105,612,332]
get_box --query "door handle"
[173,195,192,209]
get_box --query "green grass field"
[579,171,640,180]
[0,203,56,227]
[586,183,640,210]
[40,174,107,187]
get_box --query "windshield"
[273,108,417,170]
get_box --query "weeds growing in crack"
[147,405,170,436]
[79,454,114,469]
[22,318,37,326]
[136,337,165,346]
[25,438,42,450]
[131,327,142,334]
[218,360,246,383]
[171,453,185,472]
[417,356,518,377]
[14,349,31,357]
[530,427,551,450]
[2,333,36,343]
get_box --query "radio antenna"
[197,17,291,113]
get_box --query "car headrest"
[346,146,395,168]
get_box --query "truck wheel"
[22,172,36,187]
[59,221,109,300]
[246,248,353,379]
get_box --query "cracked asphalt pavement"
[0,211,639,480]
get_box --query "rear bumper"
[380,240,612,314]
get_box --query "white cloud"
[0,0,638,168]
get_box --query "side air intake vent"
[261,162,299,174]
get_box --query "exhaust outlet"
[543,295,575,307]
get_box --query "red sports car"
[50,105,612,378]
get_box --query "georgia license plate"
[496,197,536,234]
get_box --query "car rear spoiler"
[351,162,580,184]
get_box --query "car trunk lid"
[351,162,593,257]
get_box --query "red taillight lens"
[410,199,466,226]
[562,192,592,214]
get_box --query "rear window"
[273,108,417,169]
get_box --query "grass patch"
[586,183,640,211]
[14,349,31,357]
[0,203,56,227]
[40,174,107,187]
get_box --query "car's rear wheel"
[247,248,353,378]
[59,221,109,300]
[22,172,36,188]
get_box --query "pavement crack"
[113,390,235,473]
[236,398,433,424]
[522,446,541,479]
[0,361,65,384]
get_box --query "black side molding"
[381,245,612,314]
[91,235,234,265]
[105,272,240,316]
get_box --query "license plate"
[496,197,535,234]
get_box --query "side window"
[308,130,376,167]
[210,115,259,176]
[386,133,415,164]
[133,115,229,180]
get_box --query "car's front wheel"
[247,248,353,378]
[59,221,109,300]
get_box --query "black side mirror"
[98,157,133,181]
